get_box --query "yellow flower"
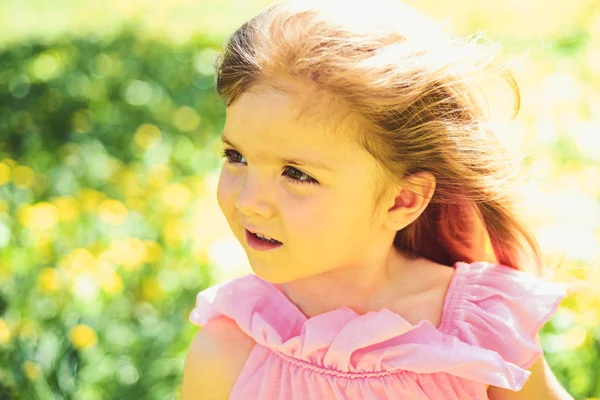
[18,202,59,230]
[96,260,123,293]
[12,165,35,188]
[141,277,164,302]
[0,319,11,345]
[22,361,43,380]
[68,248,97,273]
[69,324,97,349]
[0,162,10,186]
[77,188,106,213]
[38,268,62,293]
[98,199,128,225]
[52,196,79,222]
[1,158,17,168]
[143,240,163,263]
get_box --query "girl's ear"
[383,171,436,231]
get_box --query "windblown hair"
[213,0,543,273]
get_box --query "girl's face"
[217,83,392,284]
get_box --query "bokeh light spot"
[38,268,63,293]
[18,202,59,230]
[172,106,201,132]
[69,324,98,349]
[22,361,43,380]
[124,79,153,106]
[12,165,35,188]
[0,162,11,186]
[0,319,11,345]
[98,199,128,225]
[31,51,61,81]
[134,124,162,149]
[72,109,94,134]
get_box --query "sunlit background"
[0,0,599,399]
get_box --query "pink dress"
[189,261,567,399]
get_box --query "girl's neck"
[276,249,438,319]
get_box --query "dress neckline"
[267,261,468,333]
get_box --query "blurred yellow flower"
[102,238,146,270]
[162,183,192,213]
[68,248,97,273]
[38,268,62,293]
[98,199,128,225]
[563,326,588,349]
[143,240,163,263]
[134,123,162,149]
[163,218,187,248]
[18,202,59,230]
[52,196,80,222]
[22,361,43,381]
[1,158,16,168]
[77,188,106,213]
[12,165,35,188]
[0,162,10,186]
[0,319,11,345]
[126,196,146,211]
[96,260,123,293]
[69,324,97,349]
[141,277,164,302]
[172,106,201,132]
[148,164,172,188]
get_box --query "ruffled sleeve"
[441,262,568,370]
[189,274,307,342]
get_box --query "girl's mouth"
[245,229,283,251]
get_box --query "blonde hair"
[213,0,543,273]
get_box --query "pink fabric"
[189,261,567,399]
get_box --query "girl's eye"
[221,149,319,185]
[283,166,318,185]
[222,149,246,164]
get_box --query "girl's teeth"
[255,233,279,243]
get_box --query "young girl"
[183,0,574,398]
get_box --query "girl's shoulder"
[183,314,255,399]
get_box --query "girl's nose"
[234,173,275,219]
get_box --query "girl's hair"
[213,0,543,273]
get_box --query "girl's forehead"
[224,84,358,148]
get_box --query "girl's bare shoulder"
[182,316,256,399]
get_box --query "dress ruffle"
[441,262,567,370]
[189,261,567,391]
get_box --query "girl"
[184,0,575,398]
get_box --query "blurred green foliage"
[0,1,599,399]
[0,29,226,399]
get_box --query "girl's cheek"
[216,170,238,212]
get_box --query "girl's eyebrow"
[221,134,333,171]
